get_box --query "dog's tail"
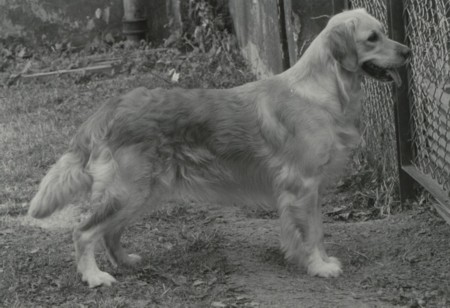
[28,95,121,219]
[28,145,93,218]
[28,95,125,219]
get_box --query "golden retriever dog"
[29,8,410,288]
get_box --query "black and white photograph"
[1,0,449,307]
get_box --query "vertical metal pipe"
[277,0,291,71]
[122,0,147,42]
[387,0,417,204]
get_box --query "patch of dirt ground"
[1,196,449,307]
[219,206,450,307]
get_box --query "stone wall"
[0,0,178,48]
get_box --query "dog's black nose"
[401,47,411,59]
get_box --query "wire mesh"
[350,0,398,181]
[405,0,450,193]
[350,0,450,199]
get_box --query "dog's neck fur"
[279,31,363,115]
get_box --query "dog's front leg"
[277,178,342,278]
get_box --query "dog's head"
[325,8,410,86]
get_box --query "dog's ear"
[328,19,359,72]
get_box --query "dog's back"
[29,72,354,219]
[28,84,266,218]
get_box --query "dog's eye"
[367,32,378,42]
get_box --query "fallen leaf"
[338,212,352,221]
[21,61,33,74]
[95,8,102,19]
[236,295,249,301]
[104,33,115,44]
[173,275,187,285]
[171,71,180,83]
[326,206,347,215]
[17,48,27,58]
[193,279,205,286]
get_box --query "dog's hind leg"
[73,186,151,288]
[277,176,342,278]
[73,146,159,287]
[101,225,142,268]
[73,221,116,288]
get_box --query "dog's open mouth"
[361,61,402,87]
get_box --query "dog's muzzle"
[361,61,402,87]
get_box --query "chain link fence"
[349,0,399,184]
[405,0,450,192]
[349,0,450,208]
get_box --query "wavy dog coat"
[29,9,410,287]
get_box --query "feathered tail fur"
[28,147,93,218]
[28,95,120,219]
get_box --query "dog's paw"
[122,254,142,267]
[307,257,343,278]
[82,270,117,288]
[327,256,342,267]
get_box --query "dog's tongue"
[387,68,402,87]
